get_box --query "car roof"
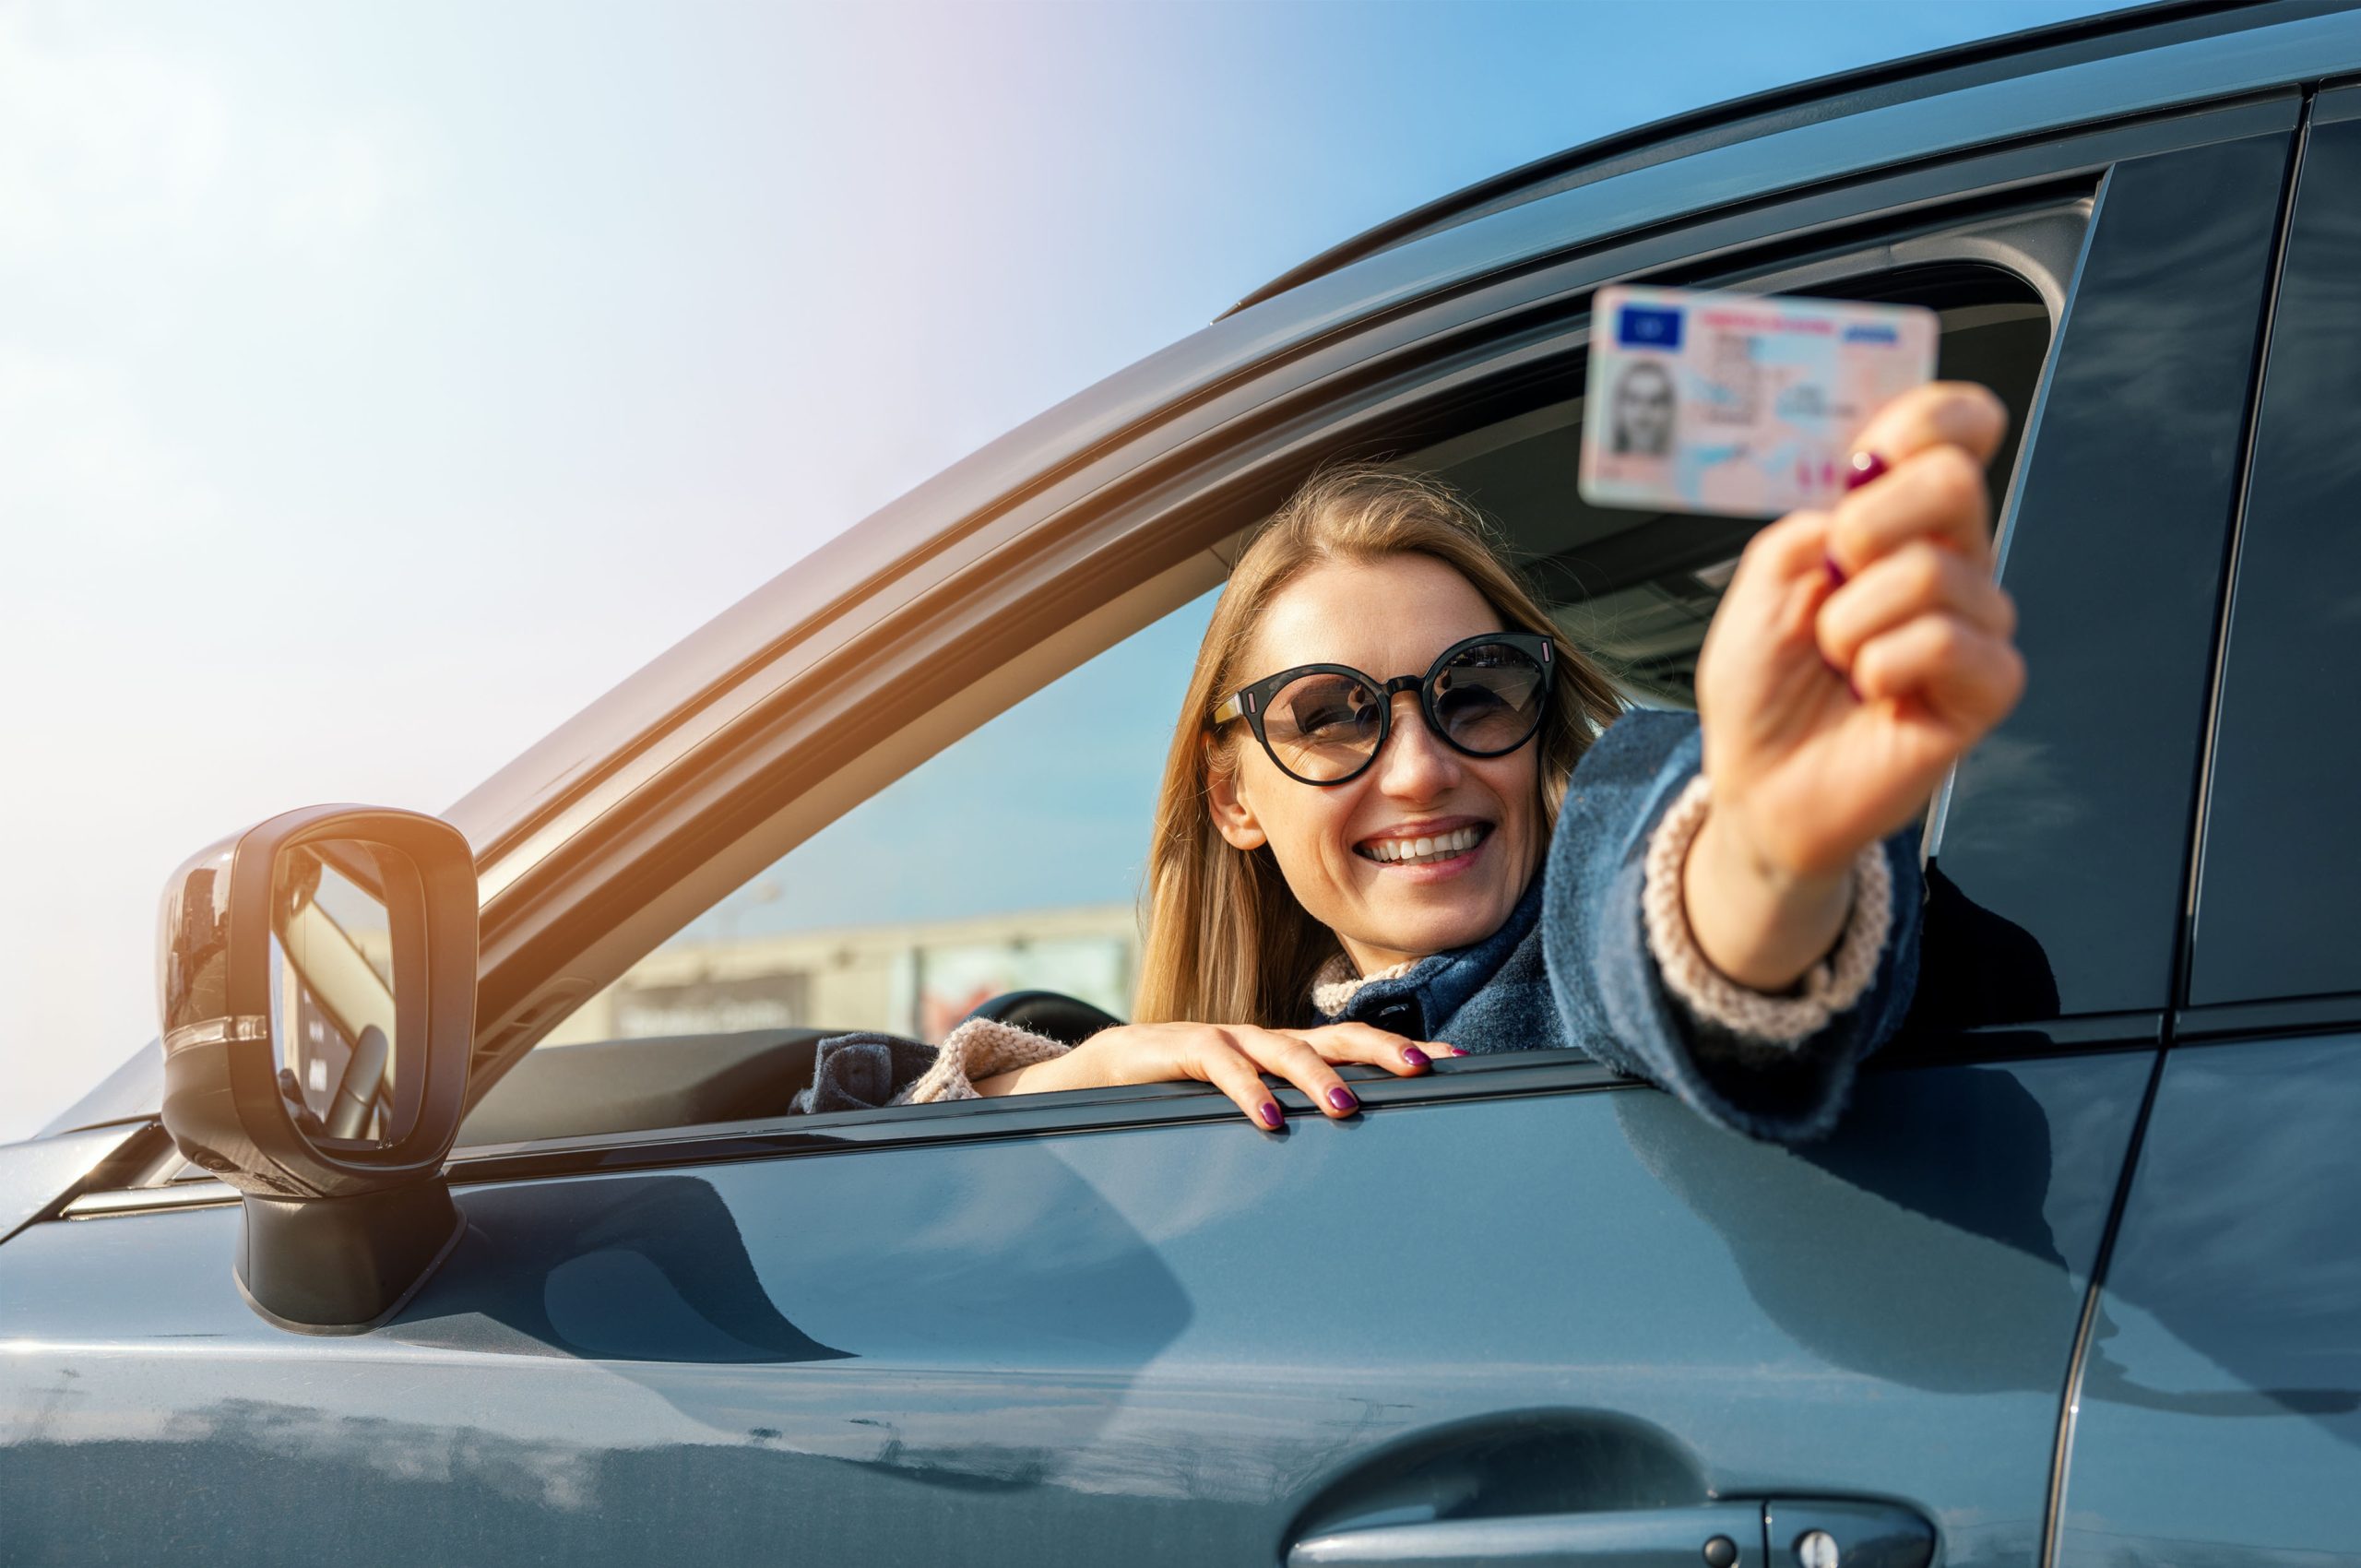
[1223,0,2342,316]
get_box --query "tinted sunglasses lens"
[1430,643,1547,755]
[1264,671,1383,781]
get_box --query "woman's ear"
[1204,737,1268,851]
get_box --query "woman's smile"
[1353,819,1493,870]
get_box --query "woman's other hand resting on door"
[973,1019,1446,1128]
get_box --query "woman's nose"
[1375,691,1461,798]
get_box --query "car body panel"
[2054,1037,2361,1565]
[2055,95,2361,1562]
[2,1056,2144,1566]
[1928,124,2290,1021]
[2187,88,2361,1009]
[0,1124,148,1246]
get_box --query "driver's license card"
[1578,284,1938,519]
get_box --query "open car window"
[454,266,2052,1150]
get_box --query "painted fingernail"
[1442,1046,1469,1057]
[1257,1101,1284,1129]
[1327,1087,1359,1113]
[1822,552,1848,588]
[1844,450,1889,492]
[1402,1047,1430,1069]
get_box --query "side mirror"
[157,805,477,1334]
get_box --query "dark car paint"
[2054,1037,2361,1567]
[1925,116,2292,1025]
[1,1058,2143,1567]
[2186,85,2361,1009]
[8,8,2361,1566]
[2039,99,2361,1560]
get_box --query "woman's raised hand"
[974,1020,1446,1127]
[1686,381,2023,986]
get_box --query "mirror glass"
[269,838,424,1151]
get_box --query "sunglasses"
[1209,631,1556,786]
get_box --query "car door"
[0,93,2293,1568]
[2052,81,2361,1567]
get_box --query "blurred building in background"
[540,903,1138,1047]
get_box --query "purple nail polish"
[1822,552,1848,588]
[1327,1087,1359,1113]
[1258,1101,1284,1129]
[1844,450,1889,492]
[1402,1047,1430,1069]
[1443,1046,1469,1057]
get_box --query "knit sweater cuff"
[1311,953,1418,1018]
[1640,773,1892,1046]
[888,1016,1073,1105]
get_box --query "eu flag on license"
[1617,304,1683,350]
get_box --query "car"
[6,3,2360,1563]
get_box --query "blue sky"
[0,0,2122,1137]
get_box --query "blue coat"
[1313,708,1922,1143]
[804,709,1922,1143]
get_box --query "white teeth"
[1360,826,1486,865]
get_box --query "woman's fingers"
[1827,442,1993,577]
[1306,1021,1443,1075]
[1850,611,2026,728]
[1726,507,1838,616]
[1182,1027,1354,1125]
[1816,540,2016,671]
[1824,382,2008,579]
[1250,1028,1368,1118]
[1847,380,2009,470]
[1189,1022,1452,1129]
[1195,1033,1288,1129]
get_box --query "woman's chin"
[1357,891,1514,963]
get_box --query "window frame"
[75,92,2307,1212]
[467,215,2105,1149]
[476,102,2300,1144]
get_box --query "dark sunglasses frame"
[1208,630,1556,786]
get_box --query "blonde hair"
[1133,466,1623,1028]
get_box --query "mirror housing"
[158,804,478,1334]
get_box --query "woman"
[813,382,2021,1143]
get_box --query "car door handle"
[1288,1499,1934,1568]
[1289,1503,1767,1568]
[1762,1500,1935,1568]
